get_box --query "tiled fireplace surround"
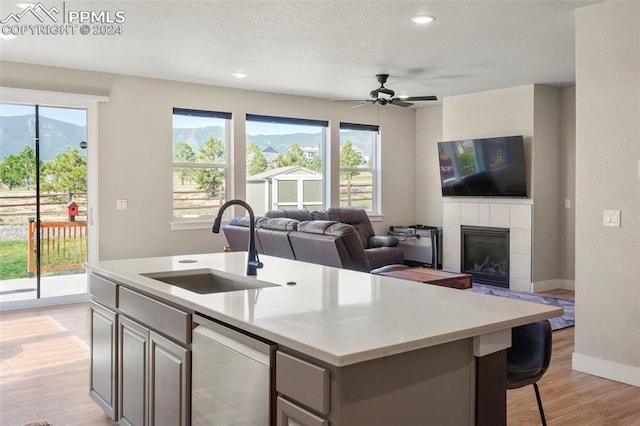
[442,201,532,292]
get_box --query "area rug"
[470,283,575,331]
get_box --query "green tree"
[340,139,363,180]
[280,143,307,167]
[173,141,196,184]
[307,154,322,172]
[247,141,268,176]
[40,147,87,195]
[0,146,36,190]
[457,152,476,175]
[194,136,225,196]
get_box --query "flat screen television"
[437,135,527,197]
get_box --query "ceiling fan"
[334,74,437,107]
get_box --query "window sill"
[171,219,215,231]
[368,214,383,222]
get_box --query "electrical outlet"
[603,210,621,227]
[564,199,571,209]
[116,199,128,210]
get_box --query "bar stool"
[506,320,552,425]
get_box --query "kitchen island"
[86,252,562,426]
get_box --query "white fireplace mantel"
[442,200,532,292]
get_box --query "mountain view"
[175,125,375,157]
[0,115,87,161]
[1,115,374,161]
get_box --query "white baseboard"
[0,293,89,312]
[572,352,640,387]
[532,279,574,292]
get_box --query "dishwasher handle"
[193,314,273,366]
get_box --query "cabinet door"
[119,316,149,426]
[277,397,328,426]
[149,331,191,426]
[90,302,117,420]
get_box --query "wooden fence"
[27,220,87,276]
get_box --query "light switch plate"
[116,199,128,210]
[603,210,621,227]
[564,199,571,209]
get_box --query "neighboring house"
[261,146,279,164]
[301,146,319,161]
[246,165,322,215]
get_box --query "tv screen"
[437,135,527,197]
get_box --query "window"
[245,114,328,215]
[339,122,380,213]
[172,108,231,220]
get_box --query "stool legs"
[533,383,547,426]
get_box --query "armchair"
[326,207,403,269]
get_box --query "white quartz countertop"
[86,252,562,366]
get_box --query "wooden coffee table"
[377,267,472,289]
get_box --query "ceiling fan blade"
[389,99,413,107]
[331,99,373,103]
[401,95,438,102]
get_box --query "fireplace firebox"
[461,226,509,288]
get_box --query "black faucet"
[212,199,263,276]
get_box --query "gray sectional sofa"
[222,207,404,273]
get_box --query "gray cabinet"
[119,316,149,426]
[118,317,190,426]
[90,273,191,426]
[90,301,118,420]
[276,351,330,426]
[277,397,328,426]
[149,331,190,426]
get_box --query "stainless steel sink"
[141,269,279,294]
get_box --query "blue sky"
[2,103,322,135]
[172,114,321,135]
[0,103,87,126]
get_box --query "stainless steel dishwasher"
[192,314,276,426]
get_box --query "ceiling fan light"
[411,15,435,25]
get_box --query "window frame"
[245,114,329,214]
[338,122,381,216]
[171,108,232,230]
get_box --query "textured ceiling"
[0,0,600,105]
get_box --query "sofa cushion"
[265,209,314,221]
[292,221,371,272]
[326,207,376,249]
[369,235,399,248]
[265,208,331,221]
[228,215,255,227]
[256,217,299,231]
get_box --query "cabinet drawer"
[277,397,328,426]
[276,351,330,415]
[90,274,118,308]
[119,286,191,345]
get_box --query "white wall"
[415,105,443,226]
[532,86,562,284]
[0,61,416,260]
[573,1,640,387]
[415,85,576,289]
[560,87,576,281]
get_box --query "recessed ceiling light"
[411,15,435,25]
[232,72,247,79]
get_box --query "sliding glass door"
[0,103,88,303]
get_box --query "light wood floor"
[1,300,639,425]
